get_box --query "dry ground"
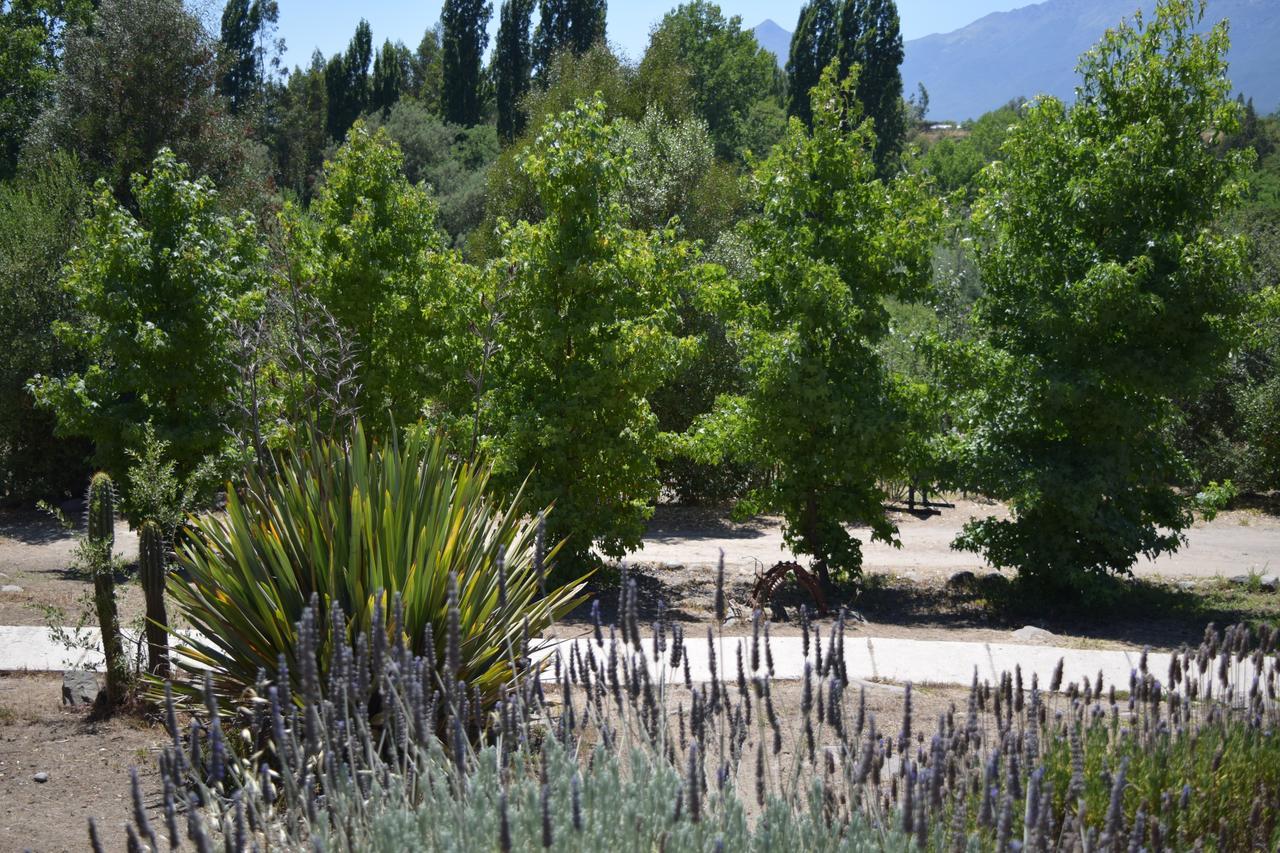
[0,673,167,853]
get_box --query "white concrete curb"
[1,625,1195,692]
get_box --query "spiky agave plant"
[165,420,588,709]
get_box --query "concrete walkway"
[0,625,1217,693]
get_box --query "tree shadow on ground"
[556,560,1279,651]
[641,505,769,543]
[853,572,1280,649]
[0,509,75,547]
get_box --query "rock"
[946,571,977,589]
[33,772,48,783]
[62,670,100,707]
[1228,573,1279,591]
[0,584,22,593]
[1179,581,1198,592]
[1011,625,1057,643]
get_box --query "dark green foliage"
[367,98,499,244]
[784,0,838,127]
[494,0,534,143]
[370,39,411,117]
[0,0,92,178]
[325,19,372,139]
[30,150,268,498]
[638,1,781,160]
[137,519,169,678]
[32,0,267,211]
[949,0,1251,592]
[270,50,329,201]
[86,471,127,707]
[217,0,278,114]
[835,0,905,175]
[440,0,491,127]
[532,0,605,76]
[0,151,89,504]
[411,25,444,110]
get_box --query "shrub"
[166,420,588,706]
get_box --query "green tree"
[368,97,499,244]
[32,0,265,209]
[835,0,905,175]
[30,150,268,493]
[411,25,444,110]
[638,0,779,159]
[0,152,89,503]
[532,0,605,76]
[494,0,534,143]
[486,97,692,563]
[441,0,491,127]
[0,0,92,178]
[217,0,280,114]
[326,19,372,139]
[286,122,477,430]
[948,0,1251,592]
[687,66,939,586]
[785,0,838,127]
[371,38,411,116]
[271,50,329,201]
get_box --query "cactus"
[138,520,169,678]
[87,472,128,707]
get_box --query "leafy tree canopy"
[948,0,1252,591]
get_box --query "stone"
[0,584,22,593]
[946,571,977,589]
[1011,625,1057,643]
[62,670,100,707]
[1228,573,1279,591]
[33,772,48,783]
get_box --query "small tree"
[30,150,267,512]
[487,97,693,564]
[687,66,939,587]
[950,0,1251,592]
[286,123,479,433]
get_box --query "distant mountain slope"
[754,0,1279,121]
[752,19,792,68]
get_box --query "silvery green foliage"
[100,582,1280,851]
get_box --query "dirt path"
[633,499,1279,582]
[0,673,166,853]
[0,507,141,628]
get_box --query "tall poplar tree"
[325,20,372,139]
[218,0,280,114]
[784,0,838,127]
[495,0,533,143]
[836,0,905,174]
[441,0,492,127]
[370,39,410,116]
[532,0,605,76]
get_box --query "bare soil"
[0,673,167,853]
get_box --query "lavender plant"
[105,584,1279,852]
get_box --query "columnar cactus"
[87,472,128,706]
[138,520,169,678]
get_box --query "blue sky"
[268,0,1030,69]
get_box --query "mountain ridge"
[752,0,1279,120]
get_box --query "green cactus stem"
[138,520,169,678]
[87,472,128,707]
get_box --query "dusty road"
[633,500,1279,584]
